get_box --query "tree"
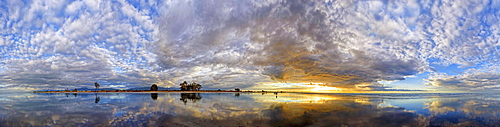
[188,82,197,91]
[180,81,203,91]
[235,88,240,92]
[151,84,158,91]
[180,81,188,91]
[195,83,202,91]
[94,82,100,92]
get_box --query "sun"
[310,84,341,92]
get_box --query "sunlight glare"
[310,84,340,92]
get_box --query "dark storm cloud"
[154,0,426,89]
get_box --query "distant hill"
[35,86,178,92]
[126,86,178,91]
[73,87,120,91]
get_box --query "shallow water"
[1,92,500,126]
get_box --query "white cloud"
[1,0,500,91]
[425,64,500,90]
[0,0,161,90]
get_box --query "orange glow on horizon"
[310,85,341,92]
[254,82,451,93]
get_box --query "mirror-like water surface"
[2,92,500,126]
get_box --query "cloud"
[425,65,500,90]
[0,0,160,90]
[355,84,423,91]
[1,0,500,91]
[151,0,500,90]
[153,0,431,89]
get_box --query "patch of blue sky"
[384,73,429,90]
[125,0,142,10]
[125,0,160,16]
[431,63,471,76]
[112,67,125,73]
[325,0,333,6]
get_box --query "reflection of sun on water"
[256,93,339,103]
[355,99,372,104]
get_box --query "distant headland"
[32,81,269,93]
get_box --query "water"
[2,92,500,126]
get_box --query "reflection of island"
[180,93,202,105]
[151,93,158,100]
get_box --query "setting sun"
[311,85,340,92]
[304,83,342,92]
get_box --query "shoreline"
[32,90,278,93]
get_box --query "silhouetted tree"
[94,82,100,92]
[151,84,158,91]
[235,88,241,92]
[180,81,203,91]
[151,93,158,100]
[195,83,202,91]
[188,82,196,91]
[180,81,188,91]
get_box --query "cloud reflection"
[2,93,500,126]
[424,96,500,121]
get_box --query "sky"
[1,0,500,92]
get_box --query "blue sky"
[1,0,500,92]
